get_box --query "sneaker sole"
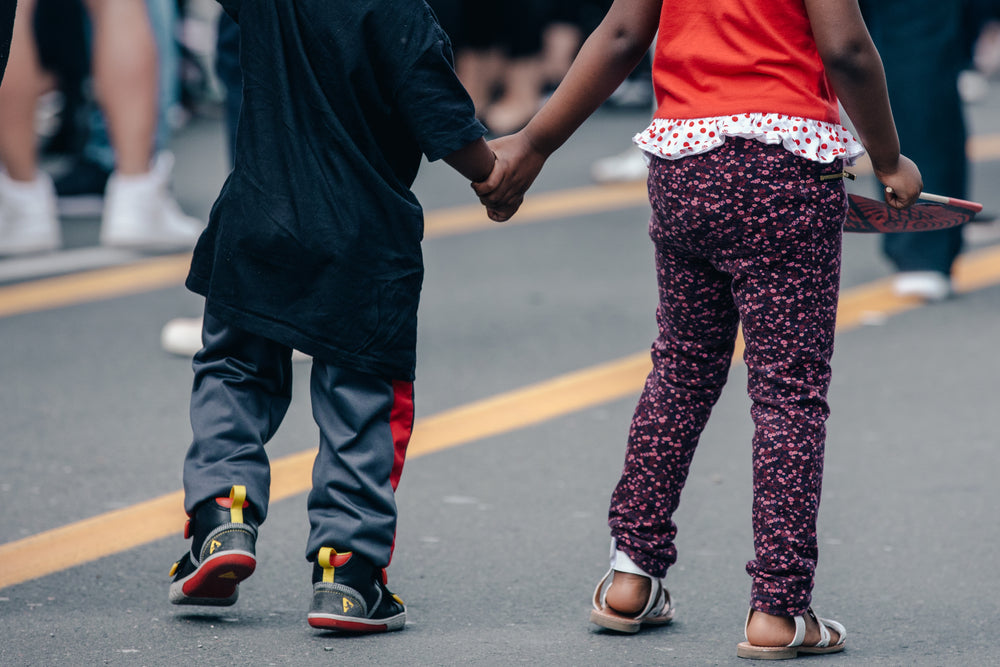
[169,551,256,606]
[307,611,406,633]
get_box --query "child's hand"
[472,132,547,222]
[875,154,922,209]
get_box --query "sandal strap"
[805,608,847,648]
[791,613,808,647]
[646,583,671,618]
[592,567,615,612]
[810,609,831,647]
[816,614,847,646]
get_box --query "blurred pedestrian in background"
[428,0,609,135]
[51,0,188,221]
[959,0,1000,102]
[861,0,969,301]
[0,0,201,257]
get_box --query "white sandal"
[736,607,846,660]
[589,549,675,633]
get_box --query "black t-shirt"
[188,0,485,380]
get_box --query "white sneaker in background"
[591,147,649,184]
[893,271,952,302]
[160,317,205,357]
[958,69,990,104]
[0,170,61,257]
[100,152,204,250]
[161,316,311,362]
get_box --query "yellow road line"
[0,182,649,321]
[2,130,999,321]
[425,181,648,237]
[2,243,1000,590]
[0,254,193,319]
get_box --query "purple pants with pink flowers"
[608,138,848,616]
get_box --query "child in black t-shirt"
[168,0,496,633]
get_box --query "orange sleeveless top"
[635,0,863,164]
[652,1,839,123]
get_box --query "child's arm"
[475,0,662,221]
[805,0,922,208]
[443,137,497,185]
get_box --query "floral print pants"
[608,138,848,616]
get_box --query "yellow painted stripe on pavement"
[2,244,1000,589]
[2,130,999,321]
[0,182,648,321]
[0,254,192,319]
[424,181,648,237]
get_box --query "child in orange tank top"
[475,0,922,659]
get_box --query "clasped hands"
[471,131,549,223]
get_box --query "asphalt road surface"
[2,88,1000,666]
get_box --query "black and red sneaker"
[168,485,258,606]
[307,547,406,633]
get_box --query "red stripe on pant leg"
[387,380,414,565]
[388,380,414,491]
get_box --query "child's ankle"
[745,610,797,647]
[605,572,651,614]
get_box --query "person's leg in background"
[861,0,968,301]
[83,0,157,174]
[427,0,504,122]
[56,0,180,214]
[0,0,62,256]
[484,0,549,135]
[83,0,174,175]
[57,0,201,249]
[33,0,90,157]
[0,0,46,182]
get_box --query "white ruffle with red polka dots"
[634,113,865,165]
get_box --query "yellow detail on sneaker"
[342,598,355,613]
[392,594,404,605]
[219,571,238,580]
[209,538,222,555]
[318,546,334,583]
[229,485,246,524]
[169,562,179,577]
[317,546,353,584]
